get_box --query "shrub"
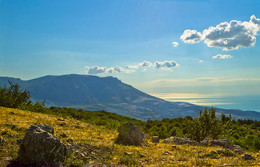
[0,81,31,108]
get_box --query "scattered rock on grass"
[115,122,144,146]
[163,137,200,146]
[242,153,255,160]
[152,136,159,143]
[200,138,232,148]
[18,123,67,166]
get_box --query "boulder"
[115,122,144,146]
[18,123,67,166]
[242,153,255,160]
[163,137,200,146]
[200,138,232,148]
[152,136,159,143]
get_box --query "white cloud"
[172,41,179,47]
[199,60,204,63]
[107,66,135,74]
[180,15,260,51]
[180,29,203,43]
[212,54,232,59]
[85,60,180,74]
[154,60,180,71]
[85,66,106,74]
[126,61,153,70]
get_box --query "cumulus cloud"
[180,15,260,51]
[107,66,134,73]
[212,54,232,59]
[172,41,179,47]
[85,60,179,74]
[154,60,180,71]
[85,66,106,74]
[180,29,203,43]
[126,61,153,70]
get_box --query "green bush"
[0,81,31,108]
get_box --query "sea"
[151,93,260,113]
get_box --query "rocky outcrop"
[163,137,200,146]
[200,138,232,148]
[152,136,159,143]
[18,123,67,166]
[115,122,144,146]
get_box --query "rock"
[152,136,159,143]
[242,153,255,160]
[115,122,144,146]
[233,145,244,153]
[172,145,177,149]
[67,138,74,143]
[18,123,67,166]
[223,164,234,166]
[224,149,234,157]
[163,137,200,146]
[144,134,150,139]
[60,132,68,138]
[200,138,232,148]
[163,151,170,155]
[139,154,145,158]
[124,152,133,156]
[217,149,224,154]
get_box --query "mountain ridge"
[0,74,259,121]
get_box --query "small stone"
[223,164,234,166]
[163,151,170,155]
[124,152,133,156]
[242,153,255,160]
[172,145,177,149]
[60,133,68,138]
[67,138,74,143]
[139,154,145,158]
[152,136,159,143]
[224,149,234,156]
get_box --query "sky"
[1,0,260,110]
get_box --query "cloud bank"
[180,15,260,51]
[85,60,179,74]
[212,54,232,59]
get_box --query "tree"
[0,81,31,108]
[186,107,231,142]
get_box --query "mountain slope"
[0,74,259,120]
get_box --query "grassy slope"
[0,106,259,167]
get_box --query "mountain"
[0,74,260,121]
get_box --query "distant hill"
[0,74,259,121]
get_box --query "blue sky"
[1,0,260,109]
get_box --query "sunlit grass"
[0,106,259,166]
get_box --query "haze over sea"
[151,93,260,113]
